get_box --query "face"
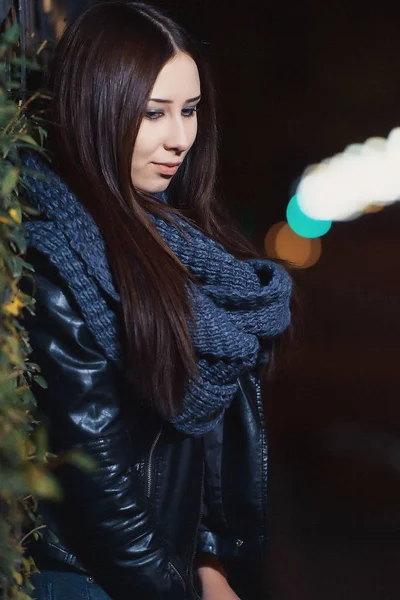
[131,52,201,193]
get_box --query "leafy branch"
[0,23,56,600]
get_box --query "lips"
[153,162,182,176]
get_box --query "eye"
[145,110,164,120]
[181,106,199,118]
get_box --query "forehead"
[150,52,201,100]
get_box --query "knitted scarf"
[21,153,292,435]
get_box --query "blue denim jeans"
[31,570,112,600]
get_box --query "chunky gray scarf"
[22,153,292,435]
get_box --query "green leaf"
[30,470,62,500]
[6,256,23,277]
[7,230,27,254]
[47,529,59,544]
[20,258,35,272]
[38,127,47,145]
[11,568,23,585]
[8,57,41,70]
[33,375,47,389]
[20,387,37,407]
[2,24,20,45]
[66,448,96,472]
[1,167,19,196]
[34,425,48,462]
[16,134,38,147]
[0,104,17,118]
[1,135,12,157]
[25,362,41,372]
[20,203,41,217]
[7,81,23,90]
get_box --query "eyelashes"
[145,106,199,120]
[181,107,198,118]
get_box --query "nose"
[164,116,193,155]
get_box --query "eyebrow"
[148,94,201,104]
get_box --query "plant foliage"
[0,23,56,600]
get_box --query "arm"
[23,250,194,600]
[195,555,240,600]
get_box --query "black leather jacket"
[23,249,268,600]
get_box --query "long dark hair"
[47,1,260,417]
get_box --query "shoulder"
[21,247,122,363]
[23,247,81,313]
[21,248,96,349]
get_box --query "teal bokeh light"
[286,194,332,239]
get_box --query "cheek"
[132,122,159,167]
[187,120,198,151]
[132,139,151,167]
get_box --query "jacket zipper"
[146,427,162,497]
[253,373,268,541]
[255,376,262,409]
[145,429,187,591]
[168,561,187,592]
[189,459,205,585]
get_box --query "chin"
[144,180,172,193]
[132,175,174,194]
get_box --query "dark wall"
[164,0,400,518]
[163,0,400,230]
[160,2,400,597]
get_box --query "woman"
[22,2,292,599]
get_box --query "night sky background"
[41,0,400,597]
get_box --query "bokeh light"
[286,194,332,238]
[42,0,67,38]
[363,203,385,214]
[265,221,322,268]
[296,127,400,223]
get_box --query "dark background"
[31,0,400,597]
[157,3,400,598]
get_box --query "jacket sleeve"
[22,249,195,600]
